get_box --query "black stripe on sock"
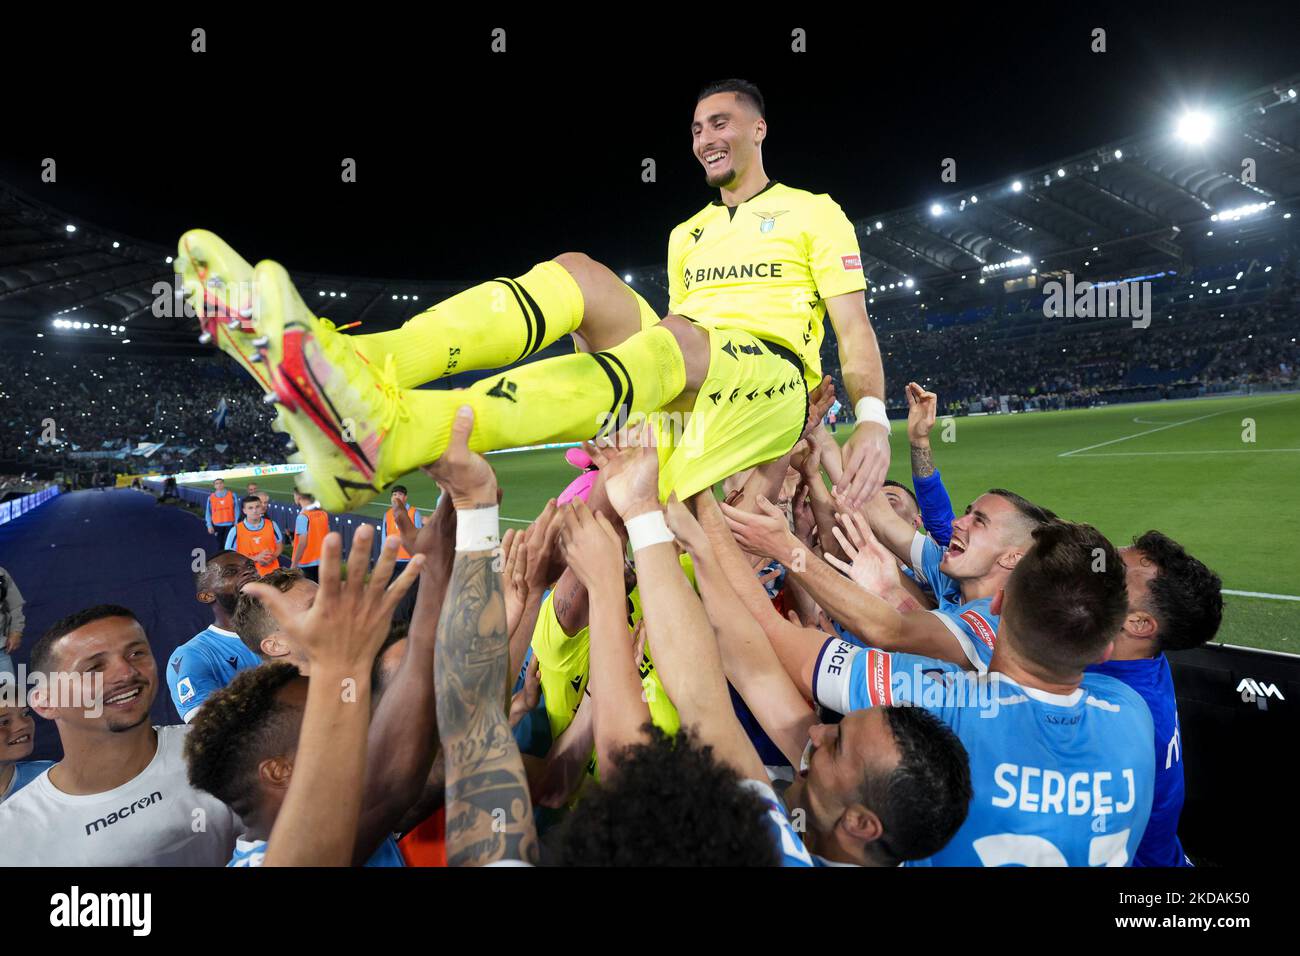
[589,352,626,438]
[511,279,549,358]
[492,278,536,362]
[598,351,635,423]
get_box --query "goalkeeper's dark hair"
[547,725,779,866]
[697,79,766,119]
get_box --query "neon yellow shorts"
[628,290,809,499]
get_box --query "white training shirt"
[0,725,240,867]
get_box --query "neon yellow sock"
[389,325,686,472]
[349,261,584,389]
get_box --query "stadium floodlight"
[391,294,397,300]
[65,224,76,233]
[412,295,418,301]
[1113,149,1123,160]
[319,290,326,296]
[112,241,120,248]
[329,291,336,297]
[122,339,131,344]
[624,273,633,283]
[1010,181,1023,193]
[340,292,347,298]
[1289,89,1297,99]
[165,256,173,264]
[1175,110,1214,145]
[1056,168,1066,178]
[969,194,978,204]
[929,203,943,217]
[904,278,915,289]
[874,221,883,230]
[1285,213,1293,220]
[1214,201,1268,221]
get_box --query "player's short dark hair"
[869,707,972,864]
[1132,530,1223,653]
[240,495,261,508]
[390,485,408,496]
[194,550,251,592]
[987,488,1057,544]
[547,724,778,866]
[184,663,303,816]
[697,79,766,119]
[882,479,919,509]
[1003,521,1127,674]
[233,568,305,657]
[31,605,140,675]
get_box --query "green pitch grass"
[188,392,1300,653]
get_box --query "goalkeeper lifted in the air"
[176,79,891,512]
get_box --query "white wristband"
[854,396,890,430]
[455,505,500,552]
[625,510,675,553]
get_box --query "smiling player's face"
[941,493,1018,580]
[42,617,157,734]
[692,93,761,189]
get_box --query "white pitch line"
[1070,448,1300,458]
[1058,396,1297,457]
[1223,589,1300,602]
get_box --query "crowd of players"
[0,377,1224,867]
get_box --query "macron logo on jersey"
[960,610,996,650]
[841,254,862,271]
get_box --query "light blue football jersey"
[813,637,1155,867]
[166,625,263,722]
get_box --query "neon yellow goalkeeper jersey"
[667,181,866,384]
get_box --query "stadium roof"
[2,76,1298,351]
[848,77,1300,304]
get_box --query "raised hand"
[243,525,422,673]
[523,498,562,594]
[905,381,938,445]
[557,500,627,593]
[422,406,497,510]
[500,527,528,636]
[836,417,891,510]
[802,375,837,440]
[719,495,799,564]
[663,494,709,556]
[824,508,901,597]
[598,426,661,520]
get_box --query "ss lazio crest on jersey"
[753,210,789,233]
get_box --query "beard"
[706,167,737,189]
[215,591,240,615]
[107,710,152,734]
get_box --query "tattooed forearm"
[435,550,539,866]
[910,441,936,478]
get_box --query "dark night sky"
[2,6,1297,280]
